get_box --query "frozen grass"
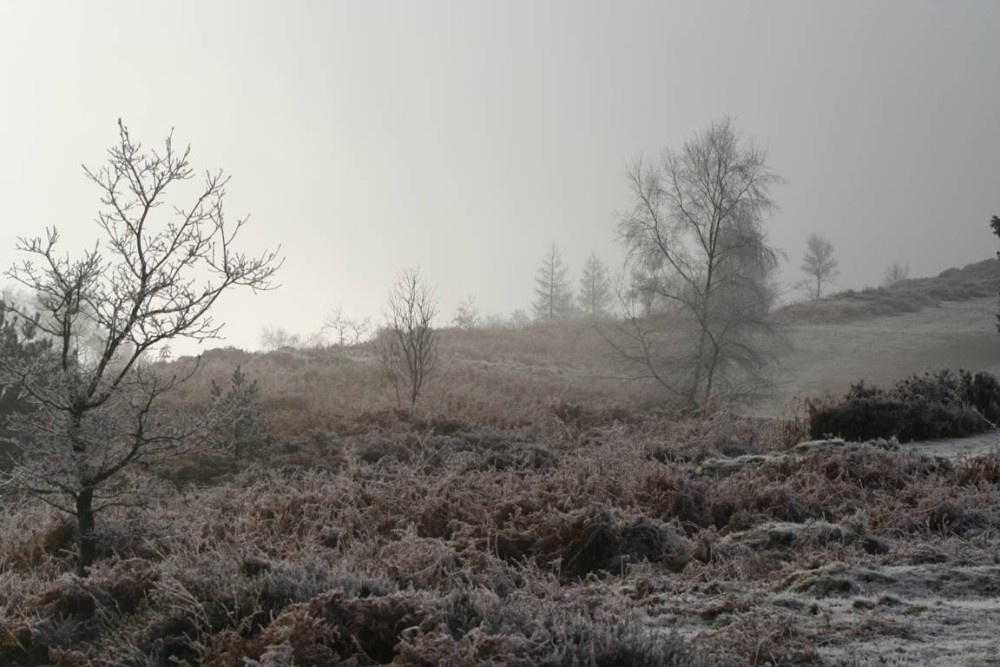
[778,257,997,325]
[3,406,1000,663]
[2,314,1000,664]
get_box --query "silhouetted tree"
[260,325,302,350]
[797,233,838,300]
[613,117,782,408]
[377,268,439,407]
[881,260,910,288]
[578,253,613,319]
[452,295,480,330]
[323,306,372,346]
[626,264,660,318]
[0,121,281,575]
[532,242,573,321]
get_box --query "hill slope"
[769,296,1000,414]
[777,258,997,325]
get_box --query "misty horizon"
[1,1,998,353]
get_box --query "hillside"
[764,258,1000,414]
[4,261,1000,665]
[778,257,998,325]
[767,296,1000,414]
[170,260,1000,431]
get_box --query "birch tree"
[613,118,782,408]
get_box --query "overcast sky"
[1,1,998,352]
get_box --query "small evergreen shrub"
[210,365,271,458]
[809,370,1000,442]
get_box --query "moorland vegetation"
[1,119,999,666]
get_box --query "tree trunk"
[75,487,96,577]
[691,306,713,408]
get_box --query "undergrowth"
[809,369,1000,442]
[2,335,999,665]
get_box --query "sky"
[0,1,998,353]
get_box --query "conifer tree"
[578,253,612,318]
[532,242,573,321]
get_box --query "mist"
[0,1,997,352]
[3,4,1000,662]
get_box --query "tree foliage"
[209,365,269,458]
[0,121,281,575]
[612,118,782,408]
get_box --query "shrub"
[809,370,999,442]
[499,506,692,579]
[210,365,271,459]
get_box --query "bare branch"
[0,121,282,576]
[611,118,783,408]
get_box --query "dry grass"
[2,324,1000,665]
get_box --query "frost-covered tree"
[377,268,439,407]
[323,306,372,346]
[452,295,480,330]
[0,121,281,575]
[797,233,838,300]
[260,325,302,350]
[532,242,573,321]
[613,117,782,408]
[578,253,613,319]
[0,301,52,470]
[209,365,269,459]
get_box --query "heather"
[2,329,999,665]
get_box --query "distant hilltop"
[778,258,998,324]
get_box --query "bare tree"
[797,233,838,300]
[626,264,660,318]
[322,306,372,346]
[377,268,439,407]
[532,242,574,321]
[578,253,613,319]
[452,295,480,330]
[346,316,372,345]
[882,260,910,288]
[613,117,782,409]
[0,121,281,575]
[260,325,302,350]
[509,309,531,329]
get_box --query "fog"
[0,1,997,352]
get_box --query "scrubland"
[4,268,1000,665]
